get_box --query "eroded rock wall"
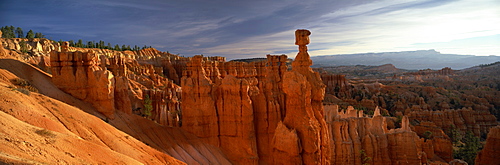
[180,29,330,164]
[50,49,116,118]
[325,105,452,165]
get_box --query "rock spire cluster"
[180,29,330,164]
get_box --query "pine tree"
[99,40,105,49]
[454,131,482,165]
[87,41,94,48]
[15,27,23,38]
[77,39,83,48]
[26,30,35,39]
[114,44,121,51]
[68,40,75,47]
[34,32,44,38]
[1,26,16,38]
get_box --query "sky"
[1,0,499,59]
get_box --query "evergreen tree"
[77,39,83,48]
[15,27,23,38]
[99,40,105,49]
[87,41,94,48]
[1,26,15,38]
[121,45,127,51]
[26,30,35,39]
[34,32,44,38]
[107,43,111,49]
[8,26,15,38]
[143,94,152,118]
[114,44,121,51]
[68,40,75,47]
[454,131,482,165]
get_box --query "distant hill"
[310,49,500,70]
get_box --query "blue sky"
[1,0,499,59]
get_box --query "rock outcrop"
[50,44,116,118]
[275,29,330,164]
[325,105,452,164]
[49,43,183,124]
[475,126,500,164]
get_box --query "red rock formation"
[321,74,350,97]
[181,55,220,146]
[50,48,116,118]
[412,121,453,162]
[180,30,330,164]
[475,126,500,164]
[325,105,452,164]
[253,55,288,164]
[181,55,260,164]
[215,74,259,164]
[272,29,330,164]
[142,89,180,126]
[271,122,302,164]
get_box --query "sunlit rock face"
[325,105,453,164]
[180,29,330,164]
[50,46,116,118]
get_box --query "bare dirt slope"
[0,59,106,119]
[0,75,184,164]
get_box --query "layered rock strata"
[50,43,115,118]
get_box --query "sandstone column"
[273,29,331,164]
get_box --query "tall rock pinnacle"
[274,29,330,164]
[292,29,313,70]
